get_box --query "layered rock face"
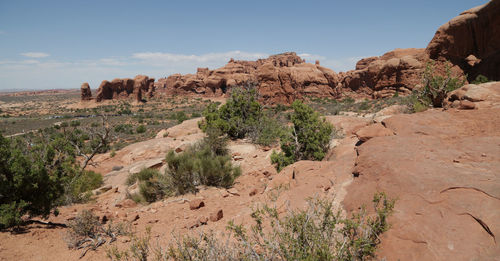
[80,82,92,101]
[426,0,500,81]
[95,75,154,102]
[155,52,340,104]
[339,48,427,98]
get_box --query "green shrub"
[357,100,371,111]
[271,100,333,171]
[0,133,71,228]
[472,74,489,84]
[127,168,159,186]
[270,150,296,172]
[139,176,166,203]
[164,132,240,196]
[66,170,103,203]
[127,169,166,203]
[199,87,262,139]
[136,125,146,134]
[412,100,428,113]
[191,112,201,118]
[418,61,466,108]
[125,132,240,203]
[159,193,395,260]
[118,108,132,115]
[176,111,188,123]
[70,120,81,127]
[199,87,284,146]
[114,124,134,134]
[164,150,198,195]
[0,115,115,228]
[248,114,285,146]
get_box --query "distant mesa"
[81,0,500,103]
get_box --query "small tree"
[199,87,262,139]
[419,61,465,108]
[65,114,112,171]
[0,133,72,228]
[272,100,333,171]
[0,114,112,228]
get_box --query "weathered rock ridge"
[154,52,340,104]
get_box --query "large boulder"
[426,0,500,81]
[444,81,500,109]
[80,82,92,101]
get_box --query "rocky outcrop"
[339,48,427,98]
[342,93,500,259]
[95,75,154,102]
[426,0,500,81]
[156,52,340,104]
[80,82,92,101]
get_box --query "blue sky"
[0,0,487,91]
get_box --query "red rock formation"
[80,82,92,101]
[426,0,500,81]
[159,52,340,104]
[95,75,154,102]
[87,2,498,104]
[340,48,427,98]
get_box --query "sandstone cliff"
[426,0,500,81]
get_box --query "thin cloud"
[132,50,268,65]
[98,58,129,66]
[20,52,50,58]
[298,53,326,62]
[0,51,366,91]
[296,53,364,72]
[321,56,365,72]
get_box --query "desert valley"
[0,1,500,260]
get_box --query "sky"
[0,0,487,91]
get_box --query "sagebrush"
[111,193,395,261]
